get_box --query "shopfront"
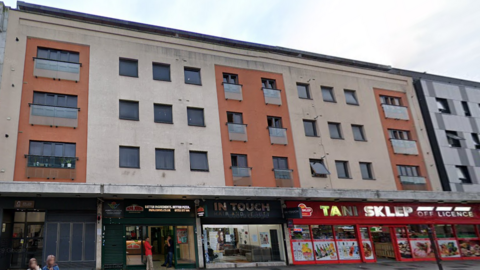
[200,200,287,268]
[285,201,480,265]
[101,199,197,270]
[0,197,97,270]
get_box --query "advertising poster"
[177,228,188,244]
[458,240,480,257]
[251,234,258,242]
[260,232,270,247]
[397,240,412,259]
[437,240,460,258]
[410,240,434,259]
[292,241,314,261]
[336,241,360,260]
[362,241,374,260]
[314,241,338,261]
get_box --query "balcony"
[382,104,409,120]
[232,166,252,186]
[269,127,288,145]
[25,155,77,180]
[33,58,81,81]
[274,169,293,187]
[223,83,243,101]
[400,176,428,190]
[391,139,419,155]
[29,104,79,128]
[227,123,248,142]
[263,88,282,105]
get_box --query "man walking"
[144,237,154,270]
[161,235,174,268]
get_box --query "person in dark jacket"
[42,255,59,270]
[161,235,174,268]
[27,258,41,270]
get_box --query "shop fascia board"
[0,182,479,202]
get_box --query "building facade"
[0,1,478,270]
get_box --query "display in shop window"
[410,240,434,259]
[314,241,338,261]
[292,241,314,261]
[437,240,460,258]
[362,241,374,260]
[260,232,270,247]
[459,239,480,257]
[397,240,412,258]
[336,241,360,260]
[177,228,188,244]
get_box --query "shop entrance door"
[125,225,147,267]
[365,226,398,262]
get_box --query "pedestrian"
[27,258,41,270]
[161,235,174,268]
[42,255,59,270]
[144,237,154,270]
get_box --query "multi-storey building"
[0,2,478,270]
[393,69,480,192]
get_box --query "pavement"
[208,261,479,270]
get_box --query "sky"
[4,0,480,82]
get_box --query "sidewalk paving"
[209,261,479,270]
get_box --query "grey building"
[392,69,480,192]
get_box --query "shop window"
[334,225,360,260]
[203,224,285,264]
[407,225,429,238]
[312,225,333,240]
[290,225,314,262]
[455,224,477,238]
[435,224,454,238]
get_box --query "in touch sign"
[286,201,478,223]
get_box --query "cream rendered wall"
[0,10,440,190]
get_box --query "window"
[352,125,366,141]
[227,112,243,124]
[155,149,174,170]
[310,159,330,177]
[380,95,401,106]
[262,78,276,89]
[119,100,139,121]
[33,92,78,108]
[303,120,317,137]
[187,108,205,126]
[231,154,248,167]
[119,58,138,77]
[388,129,410,140]
[152,63,170,81]
[184,67,201,85]
[29,141,76,157]
[344,90,358,105]
[153,104,173,124]
[297,83,310,99]
[321,86,335,102]
[328,122,342,139]
[397,165,420,177]
[462,101,471,116]
[273,157,289,170]
[335,161,350,178]
[455,224,476,238]
[360,162,374,180]
[37,47,79,63]
[267,116,283,128]
[455,166,471,184]
[446,131,463,147]
[119,146,140,168]
[472,133,480,149]
[190,151,209,171]
[436,98,450,113]
[223,73,238,84]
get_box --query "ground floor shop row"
[1,198,480,269]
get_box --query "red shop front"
[285,201,480,265]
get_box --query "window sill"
[154,121,174,124]
[185,82,202,86]
[188,124,206,127]
[190,169,209,172]
[120,166,140,169]
[354,139,367,142]
[331,137,344,140]
[338,177,352,179]
[323,100,337,103]
[120,118,139,121]
[153,79,171,82]
[119,74,139,78]
[299,97,313,100]
[156,168,175,171]
[362,178,376,181]
[305,135,320,138]
[346,103,360,106]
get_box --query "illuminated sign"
[126,204,144,212]
[205,200,282,219]
[145,205,191,213]
[298,203,313,217]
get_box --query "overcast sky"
[4,0,480,81]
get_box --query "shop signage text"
[284,207,303,219]
[214,202,270,212]
[14,201,35,209]
[204,200,283,219]
[145,205,191,213]
[126,204,144,212]
[103,201,124,218]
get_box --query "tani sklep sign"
[204,200,282,219]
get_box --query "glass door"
[359,227,375,262]
[392,226,413,261]
[11,211,45,269]
[174,226,196,268]
[125,225,147,266]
